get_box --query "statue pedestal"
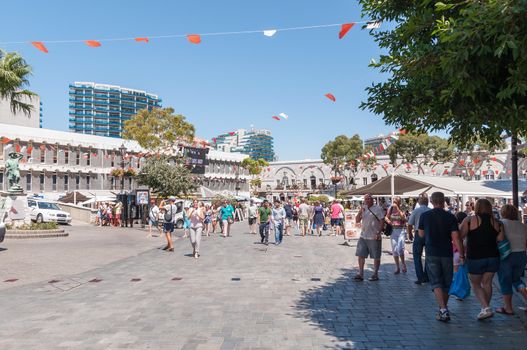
[0,192,31,228]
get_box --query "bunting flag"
[92,152,98,157]
[31,41,48,53]
[272,116,281,121]
[263,30,277,37]
[228,132,235,136]
[15,144,21,152]
[187,34,201,44]
[85,40,101,47]
[1,137,11,144]
[48,145,56,151]
[39,144,46,151]
[278,112,289,120]
[135,37,149,43]
[325,93,336,102]
[338,23,355,39]
[27,146,33,154]
[366,21,382,29]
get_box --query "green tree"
[123,107,195,152]
[240,157,269,194]
[137,156,197,197]
[0,50,37,115]
[388,133,454,173]
[359,0,527,205]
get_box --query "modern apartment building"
[213,128,275,162]
[68,82,162,138]
[0,95,42,128]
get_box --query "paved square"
[0,223,525,349]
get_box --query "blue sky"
[0,0,393,160]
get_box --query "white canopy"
[344,174,510,198]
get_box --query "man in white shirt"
[148,199,161,237]
[298,199,310,237]
[354,194,384,282]
[271,201,286,245]
[247,200,258,234]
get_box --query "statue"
[5,152,24,193]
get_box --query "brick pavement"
[0,223,525,349]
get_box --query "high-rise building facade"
[213,128,275,162]
[68,82,162,138]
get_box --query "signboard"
[184,147,209,174]
[136,190,149,205]
[344,209,361,239]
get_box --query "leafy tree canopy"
[388,133,454,166]
[240,157,269,176]
[137,156,197,198]
[359,0,527,148]
[123,107,195,153]
[321,134,365,167]
[0,50,37,115]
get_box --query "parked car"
[27,199,72,224]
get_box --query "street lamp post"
[119,143,126,194]
[333,159,338,199]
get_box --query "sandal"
[353,274,363,282]
[402,265,407,273]
[368,275,379,281]
[496,307,514,315]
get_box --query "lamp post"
[333,159,338,199]
[119,143,126,194]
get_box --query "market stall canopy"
[343,174,510,197]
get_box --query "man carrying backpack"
[162,198,177,252]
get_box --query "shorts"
[330,218,341,226]
[466,257,500,275]
[248,217,256,225]
[163,222,174,233]
[356,238,382,260]
[426,256,453,292]
[284,218,292,227]
[149,219,158,226]
[299,217,309,230]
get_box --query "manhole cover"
[130,278,142,282]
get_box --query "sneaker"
[477,307,494,320]
[435,309,450,322]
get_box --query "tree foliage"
[240,157,269,176]
[123,107,195,152]
[321,135,364,168]
[388,133,454,171]
[0,50,37,116]
[137,156,197,198]
[359,0,527,148]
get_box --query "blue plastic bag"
[449,264,471,299]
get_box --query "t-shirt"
[283,204,293,218]
[248,205,258,219]
[164,204,177,223]
[298,203,310,218]
[359,205,384,240]
[149,205,160,221]
[330,203,343,219]
[258,207,271,223]
[418,208,458,257]
[272,207,286,223]
[501,219,527,252]
[408,205,430,229]
[220,205,234,220]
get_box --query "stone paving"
[0,223,525,349]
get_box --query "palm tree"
[0,49,37,116]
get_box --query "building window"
[363,177,368,186]
[111,152,115,167]
[53,146,58,164]
[0,172,3,190]
[86,175,90,190]
[75,174,80,190]
[64,175,69,191]
[86,151,91,166]
[40,146,45,163]
[25,173,31,191]
[111,177,116,190]
[303,179,307,188]
[76,150,80,165]
[52,174,57,191]
[371,174,378,182]
[64,149,69,164]
[310,175,316,189]
[474,174,481,181]
[128,177,132,189]
[39,173,45,191]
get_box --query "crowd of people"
[95,202,123,227]
[355,191,527,323]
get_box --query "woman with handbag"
[188,200,205,259]
[460,198,505,320]
[385,196,407,274]
[220,200,235,237]
[496,204,527,315]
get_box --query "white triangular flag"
[278,112,288,120]
[263,29,277,37]
[366,21,382,29]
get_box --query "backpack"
[164,205,173,222]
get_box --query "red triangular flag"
[325,93,336,102]
[27,146,33,154]
[339,23,355,39]
[85,40,102,47]
[272,116,280,121]
[31,41,49,53]
[187,34,201,44]
[1,137,11,144]
[15,144,21,152]
[135,37,149,43]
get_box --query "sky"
[0,0,394,161]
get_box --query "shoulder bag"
[368,206,392,236]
